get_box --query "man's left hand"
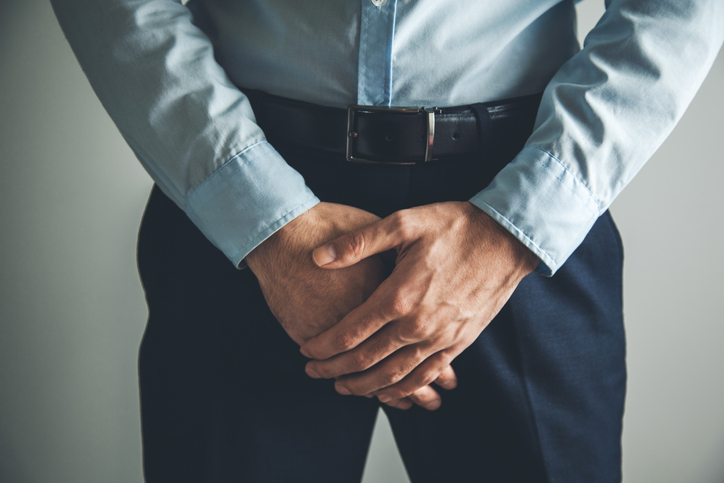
[299,202,539,403]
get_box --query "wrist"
[245,204,317,275]
[465,202,539,276]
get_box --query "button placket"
[358,0,397,106]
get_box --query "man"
[52,0,724,481]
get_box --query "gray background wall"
[0,1,722,482]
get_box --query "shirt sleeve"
[469,0,724,276]
[50,0,320,268]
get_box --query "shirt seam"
[183,140,270,211]
[525,144,603,215]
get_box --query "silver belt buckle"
[346,105,440,164]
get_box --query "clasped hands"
[245,201,538,411]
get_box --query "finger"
[434,365,458,390]
[383,397,413,411]
[334,343,434,397]
[374,351,452,402]
[305,322,403,379]
[312,211,411,269]
[300,278,402,360]
[406,385,442,411]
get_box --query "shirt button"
[371,0,387,6]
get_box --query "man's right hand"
[245,202,456,410]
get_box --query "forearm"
[472,0,724,275]
[51,0,318,266]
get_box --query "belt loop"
[471,104,494,154]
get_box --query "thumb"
[312,216,402,269]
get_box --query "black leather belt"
[246,90,542,165]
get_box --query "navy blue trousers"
[137,102,626,482]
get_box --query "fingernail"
[313,245,336,266]
[306,367,321,379]
[336,385,351,396]
[299,346,311,358]
[424,400,441,411]
[441,380,458,390]
[377,394,392,403]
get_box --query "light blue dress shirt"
[51,0,724,275]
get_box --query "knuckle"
[390,210,413,239]
[399,317,429,341]
[388,211,405,231]
[343,231,367,261]
[386,370,406,387]
[334,331,357,352]
[349,351,370,372]
[387,293,412,319]
[417,369,438,388]
[414,319,433,338]
[375,370,400,389]
[368,335,392,359]
[398,323,417,343]
[410,345,427,365]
